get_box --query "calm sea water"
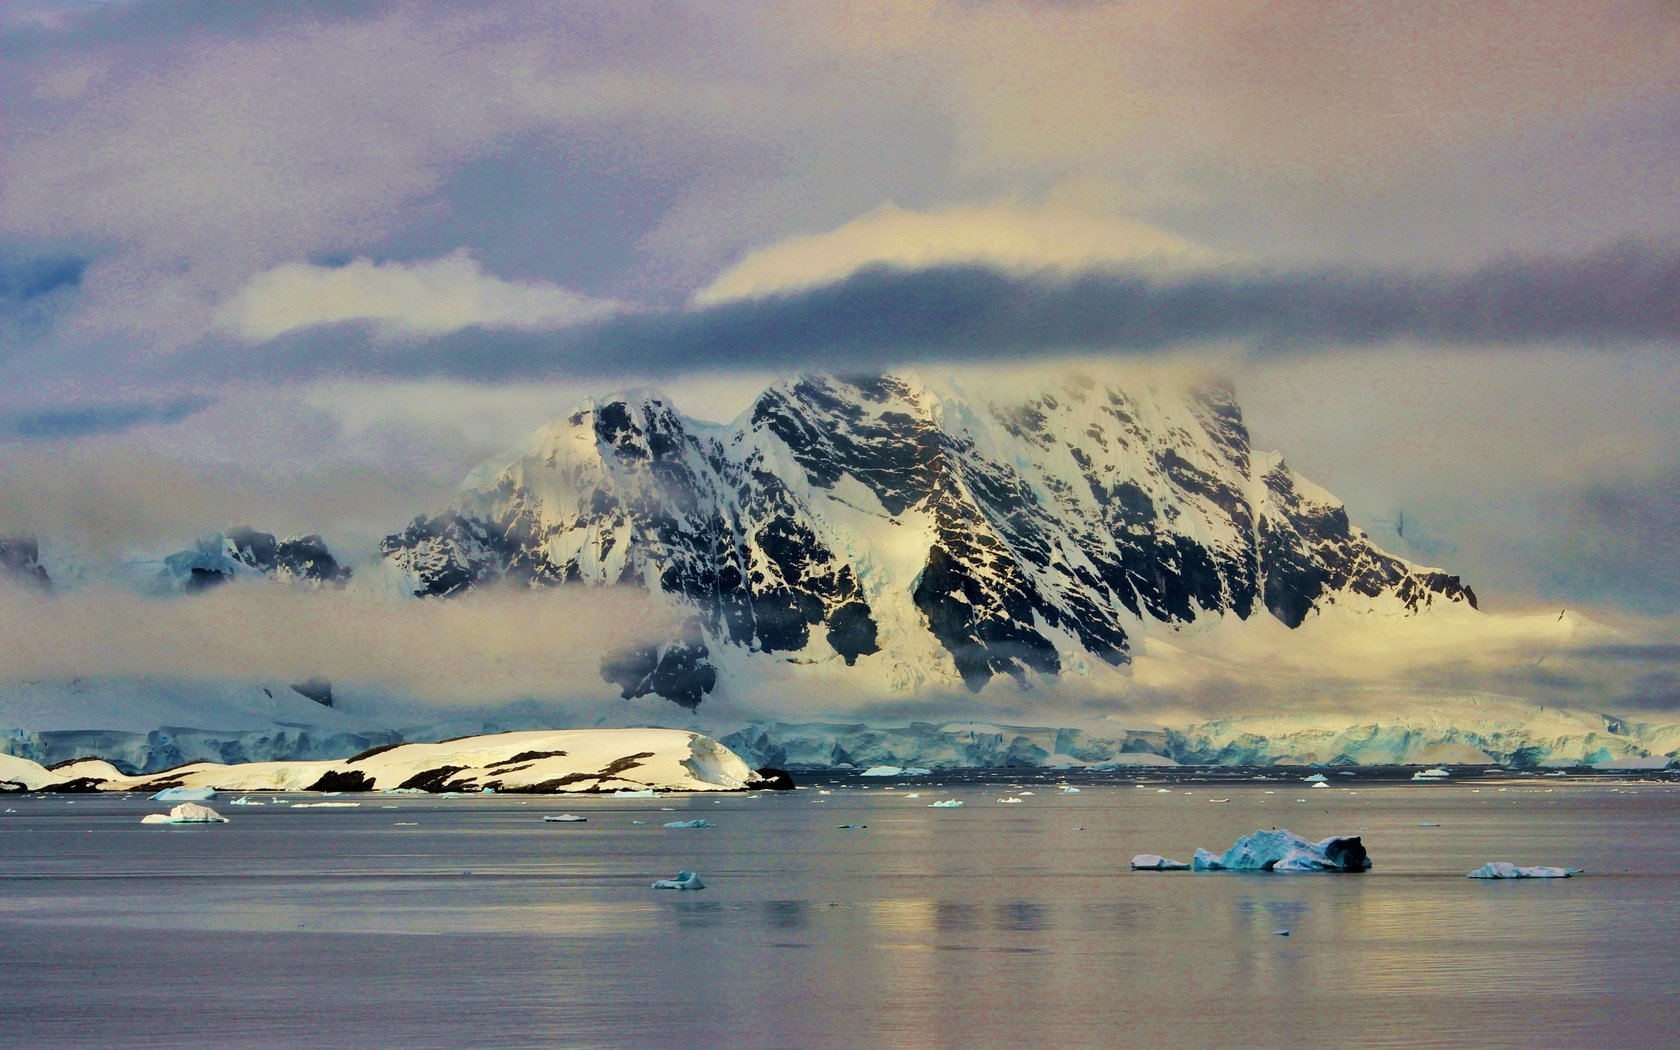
[4,772,1678,1048]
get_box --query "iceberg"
[663,819,715,829]
[1190,829,1370,873]
[141,802,228,824]
[1130,854,1191,871]
[1467,862,1582,879]
[543,814,587,822]
[615,788,658,797]
[904,767,933,776]
[927,799,964,808]
[149,786,218,802]
[859,765,903,777]
[1302,774,1328,783]
[1411,768,1451,780]
[651,870,705,890]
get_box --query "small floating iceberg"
[1412,768,1451,781]
[928,799,964,808]
[1190,829,1371,873]
[652,870,705,890]
[1302,774,1328,783]
[149,786,217,802]
[141,802,228,824]
[543,814,587,823]
[615,788,657,798]
[859,765,903,777]
[1057,785,1081,794]
[663,819,715,829]
[228,796,264,806]
[996,796,1023,804]
[1467,862,1582,879]
[1130,854,1191,871]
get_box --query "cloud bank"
[0,582,676,706]
[217,251,621,341]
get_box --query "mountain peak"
[382,371,1476,706]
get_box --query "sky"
[1,1,1678,716]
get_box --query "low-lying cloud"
[0,581,677,706]
[217,250,622,341]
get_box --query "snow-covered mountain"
[160,527,352,593]
[380,372,1476,707]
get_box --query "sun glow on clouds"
[217,250,622,341]
[693,200,1220,304]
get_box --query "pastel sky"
[2,0,1677,628]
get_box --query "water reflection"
[3,786,1680,1048]
[763,899,809,930]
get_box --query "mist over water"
[4,775,1678,1048]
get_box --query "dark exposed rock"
[0,537,51,592]
[305,768,374,792]
[347,742,405,764]
[747,766,796,790]
[290,678,334,708]
[185,567,230,593]
[396,766,467,792]
[1321,836,1371,873]
[493,750,569,767]
[36,777,104,793]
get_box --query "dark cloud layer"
[240,242,1680,383]
[0,253,84,301]
[2,395,212,440]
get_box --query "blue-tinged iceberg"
[1191,829,1370,872]
[149,786,218,801]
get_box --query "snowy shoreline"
[0,728,774,795]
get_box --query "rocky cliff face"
[381,372,1475,707]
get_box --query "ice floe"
[927,799,964,808]
[1130,854,1191,871]
[1466,862,1582,879]
[1190,829,1371,872]
[543,814,587,822]
[141,802,227,824]
[651,871,705,890]
[663,819,715,829]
